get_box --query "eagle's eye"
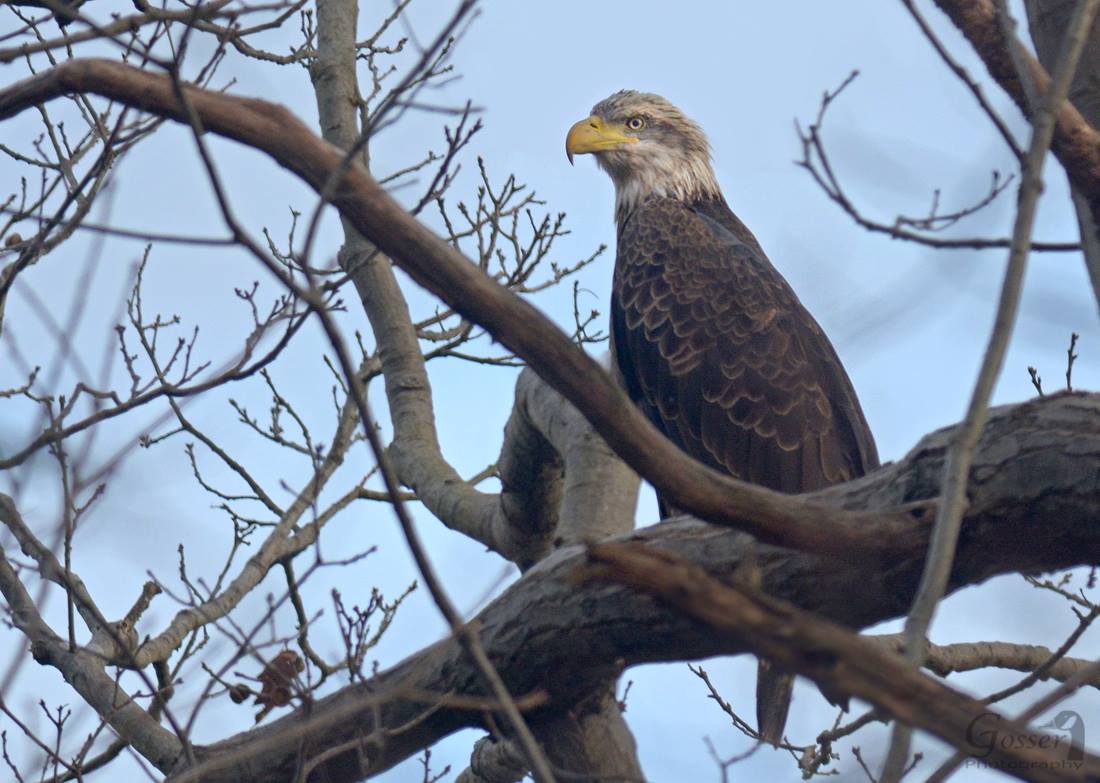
[626,117,645,132]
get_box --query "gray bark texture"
[165,391,1100,783]
[310,0,519,563]
[455,370,643,781]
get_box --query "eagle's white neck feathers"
[599,147,720,222]
[587,90,722,223]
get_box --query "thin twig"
[901,0,1023,159]
[1066,332,1079,391]
[795,72,1078,253]
[1028,365,1044,395]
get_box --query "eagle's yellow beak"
[566,116,638,164]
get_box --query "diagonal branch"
[903,0,1024,158]
[580,542,1100,783]
[0,501,182,772]
[0,57,926,558]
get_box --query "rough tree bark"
[456,371,644,781]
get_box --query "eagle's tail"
[658,493,793,745]
[756,661,793,747]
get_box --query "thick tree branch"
[0,57,926,557]
[506,367,639,551]
[387,366,639,569]
[581,542,1099,783]
[162,392,1100,783]
[455,370,642,780]
[409,368,571,568]
[456,737,525,783]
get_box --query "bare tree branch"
[0,499,182,772]
[870,633,1100,689]
[3,7,1100,780]
[581,542,1098,783]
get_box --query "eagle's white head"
[566,90,721,221]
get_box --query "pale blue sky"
[1,2,1097,782]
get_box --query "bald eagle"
[566,90,879,745]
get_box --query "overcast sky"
[1,2,1098,782]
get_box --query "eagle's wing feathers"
[612,197,878,497]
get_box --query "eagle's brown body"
[566,90,878,745]
[612,195,878,513]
